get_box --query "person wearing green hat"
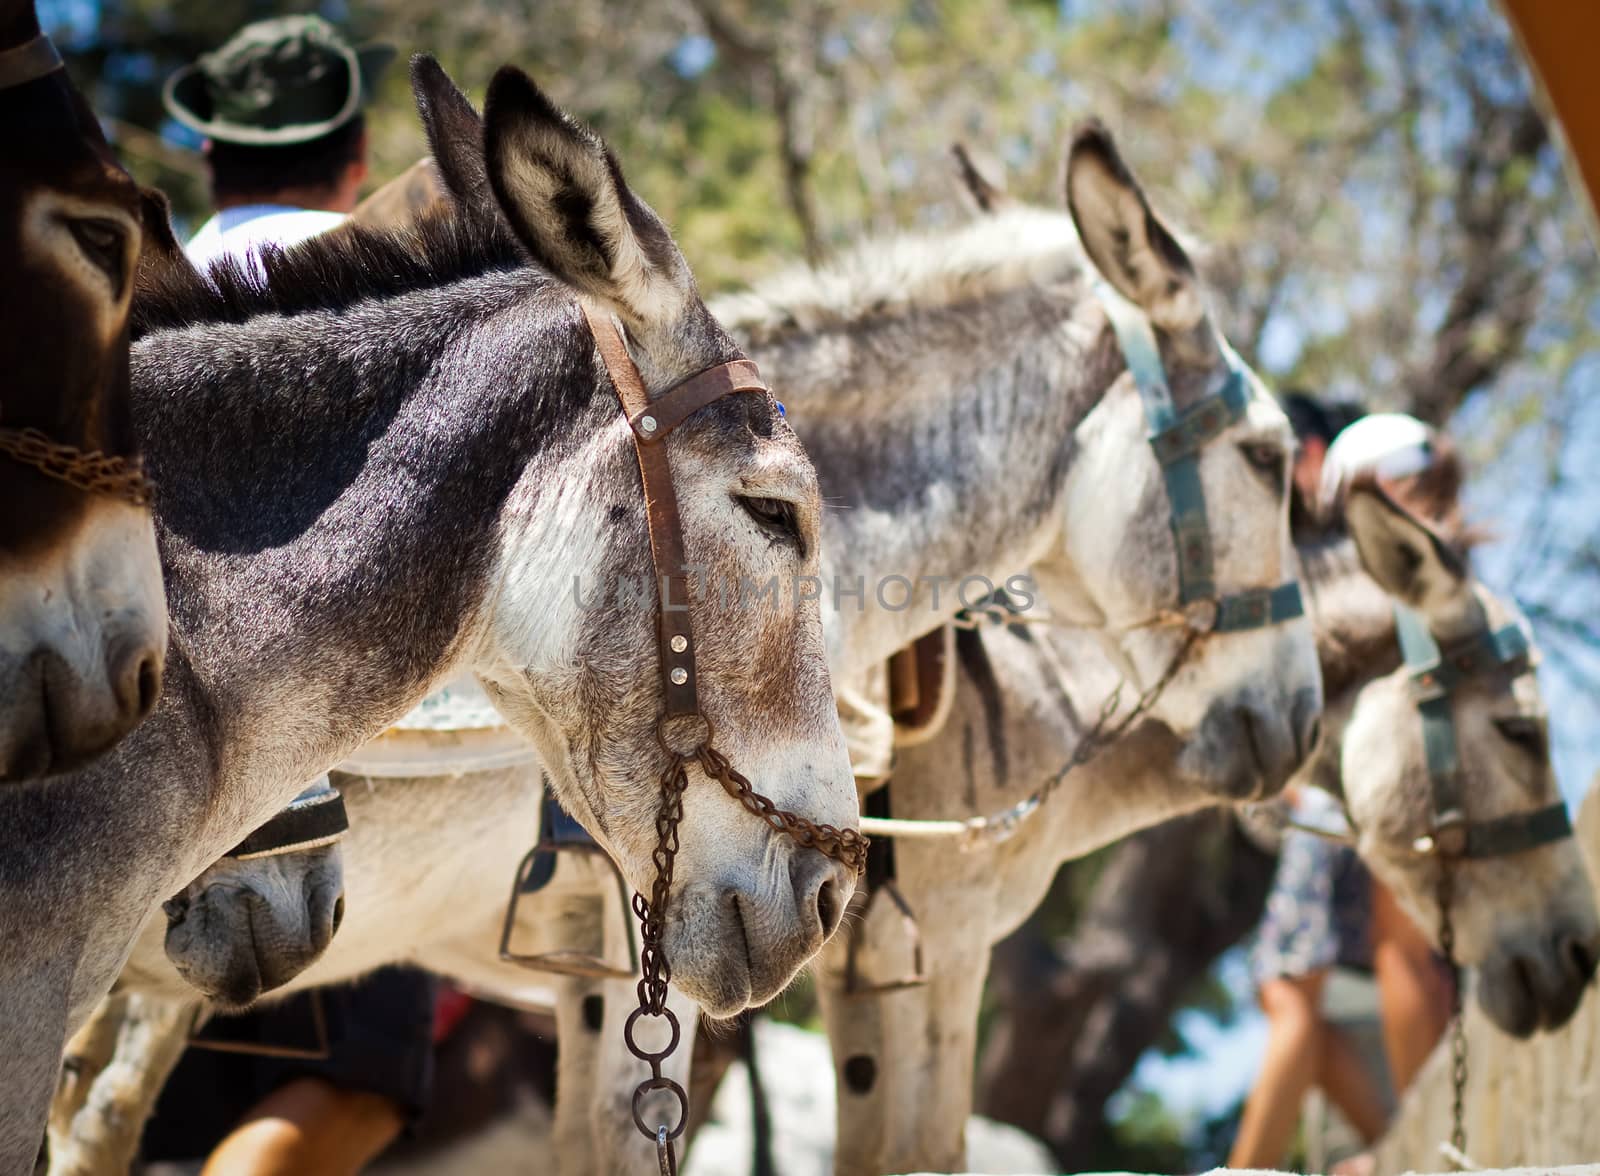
[163,13,395,274]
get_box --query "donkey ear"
[1345,480,1482,639]
[136,186,183,264]
[950,143,1010,214]
[1065,119,1206,333]
[410,54,492,216]
[482,66,693,329]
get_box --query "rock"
[683,1020,1057,1176]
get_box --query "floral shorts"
[1249,826,1373,982]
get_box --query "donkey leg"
[552,971,608,1175]
[820,903,990,1176]
[47,994,125,1162]
[48,994,198,1176]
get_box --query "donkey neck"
[126,270,598,866]
[722,225,1122,675]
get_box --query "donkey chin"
[1476,917,1600,1038]
[1172,686,1322,803]
[664,851,854,1019]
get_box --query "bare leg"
[1371,880,1452,1094]
[199,1077,403,1176]
[1313,1022,1387,1143]
[1227,973,1327,1168]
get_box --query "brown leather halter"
[0,32,154,508]
[579,302,865,1173]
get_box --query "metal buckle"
[842,880,927,994]
[498,840,639,980]
[1414,810,1469,858]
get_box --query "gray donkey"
[48,108,1328,1175]
[1,57,865,1174]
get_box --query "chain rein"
[577,303,867,1172]
[1436,860,1469,1165]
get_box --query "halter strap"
[580,302,770,719]
[1093,281,1303,630]
[0,34,63,91]
[1394,604,1572,859]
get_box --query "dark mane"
[132,207,525,340]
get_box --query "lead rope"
[625,728,868,1172]
[1436,860,1472,1170]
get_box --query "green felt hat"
[163,15,394,146]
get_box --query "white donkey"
[47,103,1325,1174]
[4,57,866,1175]
[805,484,1599,1175]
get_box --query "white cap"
[1318,412,1438,511]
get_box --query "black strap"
[1461,802,1573,860]
[864,785,897,892]
[227,789,349,859]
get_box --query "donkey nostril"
[330,895,345,938]
[135,655,161,716]
[1303,715,1323,757]
[816,877,843,939]
[1563,935,1597,981]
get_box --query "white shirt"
[184,203,347,277]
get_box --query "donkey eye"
[738,495,802,550]
[1494,715,1548,761]
[68,218,127,283]
[1239,442,1285,493]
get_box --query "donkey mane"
[714,205,1088,346]
[132,209,525,339]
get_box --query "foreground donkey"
[50,106,1325,1173]
[0,0,167,779]
[2,57,864,1173]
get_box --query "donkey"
[803,483,1600,1174]
[0,57,865,1173]
[49,111,1328,1175]
[0,0,168,779]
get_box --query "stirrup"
[498,791,639,980]
[842,879,927,994]
[187,988,331,1060]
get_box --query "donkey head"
[1016,124,1321,800]
[0,3,166,780]
[1340,485,1599,1036]
[413,59,858,1017]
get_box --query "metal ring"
[623,1005,681,1064]
[656,713,712,758]
[631,1075,689,1142]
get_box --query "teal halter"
[1394,605,1572,859]
[1094,284,1304,634]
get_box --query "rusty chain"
[625,729,869,1173]
[1035,625,1201,807]
[1437,859,1469,1167]
[0,426,153,506]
